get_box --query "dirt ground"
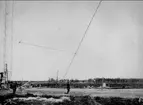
[23,88,143,98]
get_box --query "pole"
[4,0,7,72]
[57,70,59,82]
[6,64,8,82]
[3,0,9,87]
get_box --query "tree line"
[12,78,143,89]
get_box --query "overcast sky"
[0,1,143,80]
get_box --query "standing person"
[66,80,70,94]
[0,73,2,88]
[0,72,4,89]
[11,82,18,95]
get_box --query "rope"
[19,41,73,54]
[63,0,102,78]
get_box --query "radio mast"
[3,0,8,84]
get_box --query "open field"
[24,88,143,98]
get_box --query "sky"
[0,1,143,80]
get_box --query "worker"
[0,72,3,82]
[138,97,142,103]
[66,80,70,94]
[0,72,3,89]
[11,82,18,95]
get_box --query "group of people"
[10,82,18,95]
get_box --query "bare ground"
[24,88,143,98]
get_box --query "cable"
[19,41,73,54]
[63,0,102,78]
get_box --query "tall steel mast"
[3,0,8,84]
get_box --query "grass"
[1,88,143,105]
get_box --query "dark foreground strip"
[0,93,143,105]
